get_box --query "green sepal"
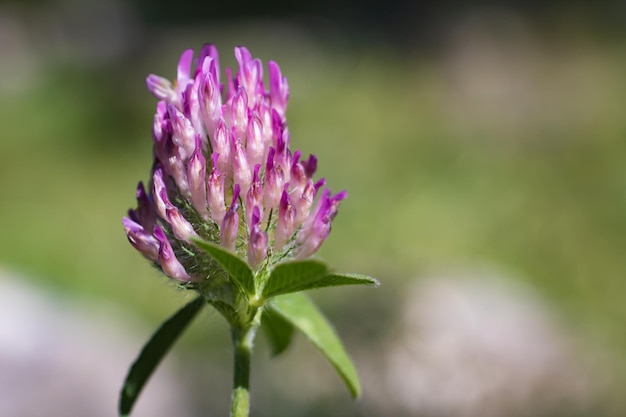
[268,292,362,398]
[262,260,379,299]
[193,238,255,297]
[119,296,205,416]
[261,308,295,356]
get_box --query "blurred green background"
[1,0,626,416]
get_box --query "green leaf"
[306,272,380,290]
[193,238,255,296]
[262,260,328,299]
[263,261,379,299]
[269,292,361,398]
[119,296,205,416]
[261,309,295,356]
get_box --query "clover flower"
[123,44,346,286]
[119,44,379,417]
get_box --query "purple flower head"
[124,44,346,288]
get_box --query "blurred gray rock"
[0,270,191,417]
[373,269,603,417]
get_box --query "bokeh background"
[1,0,626,416]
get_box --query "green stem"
[230,309,261,417]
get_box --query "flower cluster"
[123,45,346,285]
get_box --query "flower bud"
[231,87,249,140]
[182,80,205,138]
[263,148,284,210]
[130,182,156,230]
[247,206,268,268]
[246,164,263,227]
[168,150,190,198]
[154,225,191,282]
[152,168,170,220]
[257,103,273,147]
[157,125,190,198]
[147,75,175,102]
[231,127,252,196]
[188,135,208,219]
[293,179,316,226]
[296,189,346,259]
[271,108,283,145]
[123,217,159,261]
[303,154,318,178]
[269,60,289,121]
[275,128,292,184]
[289,150,307,196]
[274,185,296,250]
[329,190,347,219]
[207,153,226,224]
[166,207,198,242]
[221,184,240,251]
[169,104,196,159]
[246,114,265,169]
[212,119,232,178]
[175,49,194,98]
[152,101,171,161]
[199,70,221,141]
[235,47,263,109]
[196,44,220,82]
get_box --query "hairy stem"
[230,309,261,417]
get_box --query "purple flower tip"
[123,217,159,261]
[303,155,318,178]
[146,75,174,102]
[153,225,192,282]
